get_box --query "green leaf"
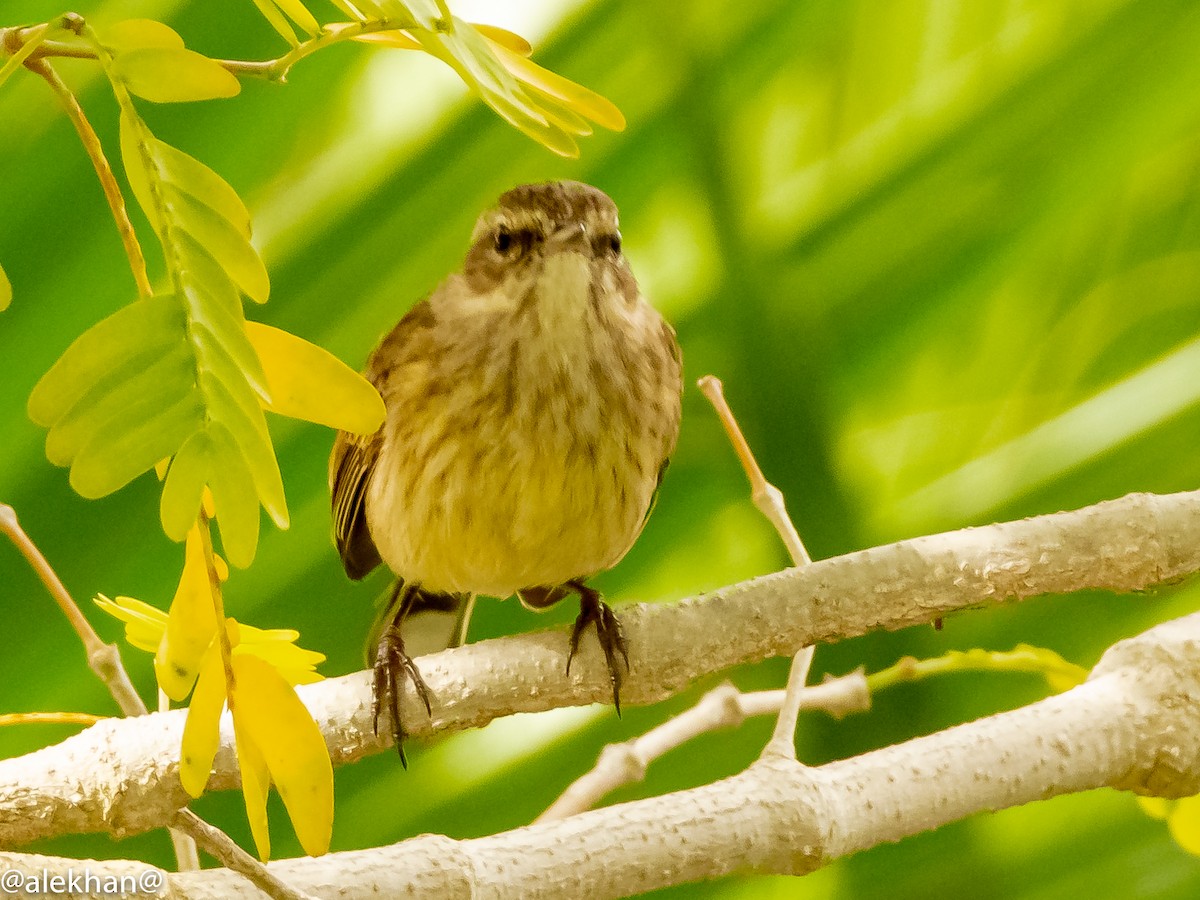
[44,344,195,467]
[160,431,217,541]
[101,19,185,52]
[206,424,261,568]
[172,191,270,303]
[28,296,184,427]
[112,48,241,103]
[182,279,268,399]
[154,139,253,239]
[194,362,288,531]
[70,390,202,498]
[118,109,161,233]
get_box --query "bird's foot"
[372,625,433,767]
[565,581,630,715]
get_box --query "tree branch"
[0,489,1197,848]
[3,610,1198,897]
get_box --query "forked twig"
[697,375,814,760]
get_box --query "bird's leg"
[373,580,433,766]
[564,580,630,715]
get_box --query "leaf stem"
[3,16,419,83]
[24,56,152,299]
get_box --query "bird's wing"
[329,425,383,580]
[329,299,438,581]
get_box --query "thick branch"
[0,489,1197,847]
[4,611,1199,897]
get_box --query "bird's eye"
[494,229,513,253]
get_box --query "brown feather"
[329,299,438,580]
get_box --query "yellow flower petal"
[94,594,167,653]
[0,263,11,312]
[231,701,273,861]
[178,641,225,797]
[232,654,333,857]
[155,522,219,701]
[245,322,385,435]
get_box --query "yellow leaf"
[231,700,273,861]
[232,654,334,857]
[155,522,218,700]
[102,19,185,51]
[245,322,385,435]
[490,41,626,132]
[0,262,10,311]
[270,0,320,36]
[471,24,531,57]
[178,641,225,797]
[251,0,299,48]
[353,30,423,51]
[1169,795,1200,855]
[113,48,241,103]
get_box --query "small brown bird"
[329,181,682,757]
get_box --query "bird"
[329,181,683,759]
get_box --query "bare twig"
[697,376,811,567]
[536,673,871,822]
[173,810,319,900]
[0,489,1196,847]
[2,15,421,83]
[23,57,151,299]
[697,375,814,760]
[0,712,103,728]
[0,503,146,717]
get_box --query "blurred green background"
[3,0,1200,896]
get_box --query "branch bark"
[1,490,1198,850]
[3,610,1199,897]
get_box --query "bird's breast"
[366,290,679,598]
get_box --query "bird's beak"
[546,221,589,253]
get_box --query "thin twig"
[173,810,320,900]
[24,57,151,299]
[697,375,814,760]
[0,503,147,717]
[697,376,811,566]
[3,15,420,83]
[0,711,103,727]
[536,673,871,822]
[0,505,231,877]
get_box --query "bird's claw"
[372,625,433,767]
[567,585,630,715]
